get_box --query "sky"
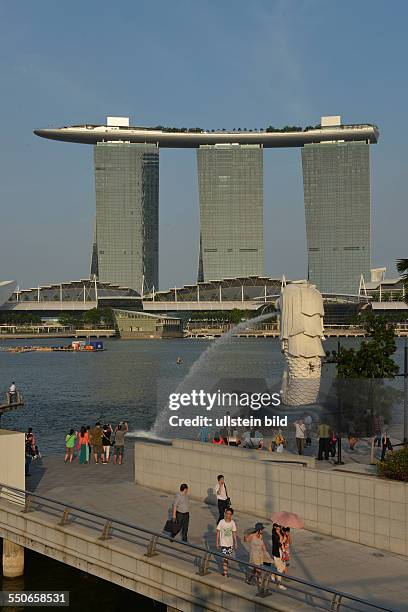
[0,0,407,290]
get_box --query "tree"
[396,258,408,282]
[58,313,82,328]
[334,314,400,437]
[82,308,101,328]
[337,315,398,379]
[99,307,114,327]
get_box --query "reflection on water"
[0,337,406,452]
[0,545,164,611]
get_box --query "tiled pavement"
[26,455,408,612]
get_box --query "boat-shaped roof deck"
[34,123,379,148]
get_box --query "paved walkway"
[26,456,408,612]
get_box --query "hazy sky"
[1,0,407,290]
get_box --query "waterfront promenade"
[11,455,407,611]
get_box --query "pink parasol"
[270,511,304,529]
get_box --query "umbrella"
[270,511,304,529]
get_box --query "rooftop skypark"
[34,116,379,147]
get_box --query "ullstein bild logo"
[168,390,282,411]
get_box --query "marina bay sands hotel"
[34,116,379,295]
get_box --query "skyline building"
[302,140,371,294]
[197,144,264,281]
[34,116,379,293]
[93,142,159,293]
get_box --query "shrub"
[377,446,408,482]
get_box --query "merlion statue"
[277,281,325,406]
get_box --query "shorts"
[115,445,124,456]
[93,445,103,453]
[66,447,74,456]
[221,546,234,556]
[273,556,286,573]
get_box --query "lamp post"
[404,339,407,445]
[335,340,344,465]
[394,337,408,448]
[323,341,344,465]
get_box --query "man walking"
[172,483,190,542]
[216,507,237,577]
[294,419,306,455]
[215,474,230,524]
[317,421,330,460]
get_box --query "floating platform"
[3,341,105,353]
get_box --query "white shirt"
[295,422,306,438]
[217,519,237,547]
[9,384,16,393]
[215,482,228,500]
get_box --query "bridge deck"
[21,455,408,611]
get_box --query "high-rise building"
[302,140,371,294]
[197,144,264,282]
[35,116,379,292]
[93,142,159,293]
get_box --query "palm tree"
[396,259,408,302]
[397,259,408,282]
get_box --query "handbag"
[225,484,231,508]
[164,519,181,536]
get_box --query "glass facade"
[93,143,159,293]
[197,144,264,281]
[302,141,371,294]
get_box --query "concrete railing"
[134,440,408,557]
[0,483,394,612]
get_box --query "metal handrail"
[0,482,396,612]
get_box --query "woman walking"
[280,527,292,568]
[271,524,287,590]
[64,429,77,463]
[78,426,89,464]
[102,424,112,463]
[244,523,272,584]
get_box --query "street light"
[322,340,344,465]
[395,337,408,447]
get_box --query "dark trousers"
[25,454,32,476]
[374,433,382,447]
[381,440,393,461]
[176,511,189,542]
[296,438,305,455]
[217,499,229,524]
[318,438,329,460]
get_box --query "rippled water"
[0,336,406,452]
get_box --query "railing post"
[22,495,33,514]
[330,593,343,611]
[99,520,112,541]
[196,551,212,576]
[256,570,272,598]
[58,508,71,526]
[145,534,159,557]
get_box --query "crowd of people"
[65,421,129,464]
[198,414,395,463]
[168,476,291,588]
